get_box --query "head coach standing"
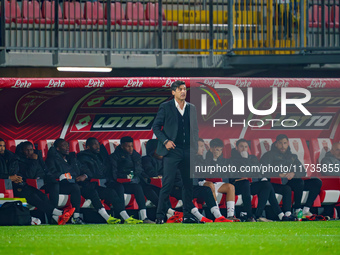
[152,80,201,224]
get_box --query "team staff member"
[152,80,200,224]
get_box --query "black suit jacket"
[152,99,199,156]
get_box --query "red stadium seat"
[252,138,275,160]
[329,5,339,28]
[145,2,178,26]
[2,0,21,23]
[26,179,45,190]
[309,138,333,176]
[319,177,340,205]
[78,1,104,26]
[14,0,41,24]
[102,139,120,154]
[36,0,64,24]
[37,139,55,160]
[69,139,86,153]
[118,2,144,26]
[309,5,329,28]
[63,1,83,25]
[139,139,149,156]
[105,2,126,25]
[5,139,34,153]
[0,179,14,198]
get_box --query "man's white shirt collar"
[174,99,187,116]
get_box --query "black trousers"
[59,181,81,213]
[157,148,194,219]
[234,180,252,217]
[42,182,59,209]
[113,182,147,210]
[13,183,55,217]
[80,182,126,215]
[251,181,282,217]
[140,180,161,207]
[273,178,322,212]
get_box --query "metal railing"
[0,0,339,58]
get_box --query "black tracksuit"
[260,142,322,211]
[0,149,56,218]
[45,147,82,213]
[110,145,146,210]
[77,145,125,215]
[230,148,282,218]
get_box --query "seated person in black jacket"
[77,137,142,224]
[110,136,154,224]
[45,138,84,224]
[16,141,60,209]
[1,139,73,225]
[230,139,292,221]
[260,134,322,218]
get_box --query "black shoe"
[282,215,296,221]
[182,217,204,224]
[155,218,164,224]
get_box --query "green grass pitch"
[1,221,339,255]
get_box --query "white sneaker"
[303,211,313,217]
[257,217,273,222]
[31,217,41,225]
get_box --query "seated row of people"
[195,135,323,222]
[1,134,337,224]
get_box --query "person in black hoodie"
[77,137,142,224]
[45,138,83,224]
[260,134,322,218]
[231,139,293,221]
[110,136,154,224]
[1,139,74,225]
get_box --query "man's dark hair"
[86,137,98,147]
[236,139,248,147]
[120,136,133,145]
[210,138,224,148]
[54,138,66,148]
[171,80,186,91]
[0,138,4,143]
[198,138,204,143]
[21,141,34,151]
[276,134,289,142]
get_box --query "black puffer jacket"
[110,145,143,181]
[77,145,112,180]
[15,143,46,181]
[45,146,81,180]
[260,141,305,179]
[0,149,19,179]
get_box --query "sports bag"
[0,201,31,226]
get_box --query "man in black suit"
[152,80,200,224]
